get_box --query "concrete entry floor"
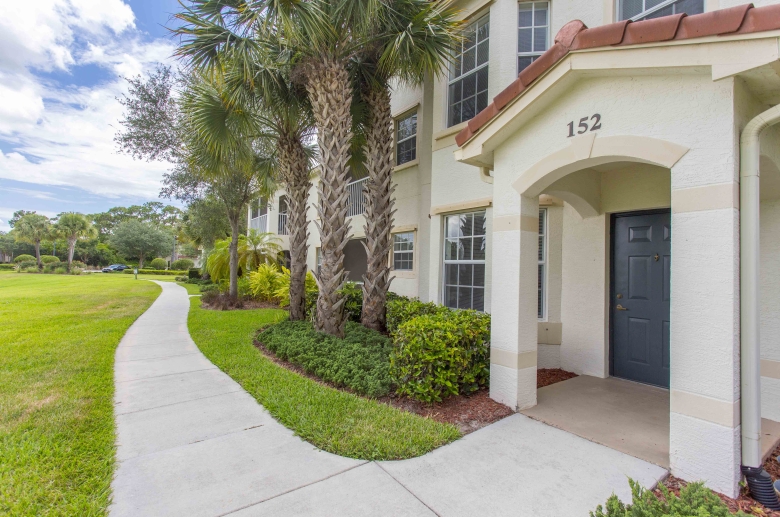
[521,375,671,468]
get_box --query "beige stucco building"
[250,0,780,500]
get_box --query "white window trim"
[618,0,698,22]
[538,208,548,321]
[517,1,551,75]
[447,14,490,128]
[395,110,419,167]
[441,210,488,311]
[391,231,416,278]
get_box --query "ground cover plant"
[260,321,393,397]
[187,298,460,459]
[0,273,159,516]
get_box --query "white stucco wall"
[760,198,780,422]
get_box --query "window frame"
[441,210,488,312]
[517,1,551,75]
[446,14,490,128]
[392,231,415,272]
[538,208,548,320]
[617,0,703,21]
[395,110,418,167]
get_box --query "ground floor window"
[538,208,547,319]
[443,210,486,311]
[393,232,414,271]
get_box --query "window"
[538,208,547,319]
[618,0,703,21]
[393,232,414,271]
[396,112,417,166]
[518,2,550,73]
[443,211,486,311]
[448,15,490,127]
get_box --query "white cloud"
[0,1,178,201]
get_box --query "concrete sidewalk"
[110,282,667,517]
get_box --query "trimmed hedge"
[122,269,188,276]
[188,268,201,280]
[171,259,194,271]
[40,255,60,264]
[0,264,15,270]
[390,308,491,403]
[260,320,393,398]
[149,258,168,270]
[13,255,35,264]
[386,297,449,335]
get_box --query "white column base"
[490,364,536,410]
[670,412,741,498]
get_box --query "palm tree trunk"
[360,85,395,331]
[35,240,41,270]
[306,56,353,338]
[228,217,240,299]
[279,135,311,321]
[67,238,76,272]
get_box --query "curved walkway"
[110,282,667,517]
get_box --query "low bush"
[0,264,14,270]
[200,284,219,294]
[340,282,363,322]
[591,479,745,517]
[72,260,86,269]
[40,255,60,264]
[54,266,68,275]
[390,309,491,403]
[16,260,37,271]
[43,263,59,273]
[175,276,188,282]
[188,267,202,280]
[122,269,187,276]
[386,297,449,336]
[260,320,393,398]
[70,268,83,275]
[149,258,168,270]
[171,258,194,271]
[248,263,283,302]
[13,254,35,264]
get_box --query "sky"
[0,0,185,231]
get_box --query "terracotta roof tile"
[675,4,752,39]
[456,4,780,148]
[620,13,686,45]
[572,20,630,50]
[734,4,780,34]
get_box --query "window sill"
[392,270,416,279]
[393,159,419,173]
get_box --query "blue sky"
[0,1,185,230]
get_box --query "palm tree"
[175,0,381,337]
[355,0,461,330]
[14,213,51,269]
[206,231,282,281]
[54,212,97,272]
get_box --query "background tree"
[8,210,35,229]
[110,220,172,268]
[14,214,51,269]
[54,213,97,272]
[0,232,15,262]
[181,195,235,250]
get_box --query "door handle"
[615,304,628,311]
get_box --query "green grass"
[188,298,461,460]
[0,273,160,516]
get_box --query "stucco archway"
[511,133,689,217]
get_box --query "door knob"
[616,304,628,311]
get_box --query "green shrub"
[72,260,86,269]
[390,310,491,403]
[591,479,746,517]
[13,254,35,264]
[200,284,220,294]
[171,258,194,271]
[122,269,187,276]
[273,268,319,317]
[0,264,14,270]
[149,258,168,270]
[43,263,59,273]
[54,266,68,275]
[16,260,37,271]
[340,282,363,322]
[260,320,393,398]
[237,276,253,299]
[40,255,60,264]
[175,276,188,282]
[386,297,449,335]
[70,268,83,275]
[249,263,283,302]
[188,267,201,280]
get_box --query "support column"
[489,195,539,410]
[670,161,741,497]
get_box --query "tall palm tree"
[14,213,51,269]
[175,0,381,337]
[206,230,282,280]
[355,0,461,330]
[54,212,97,272]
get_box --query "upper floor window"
[448,15,490,127]
[518,2,550,73]
[250,198,267,219]
[618,0,703,21]
[396,112,417,166]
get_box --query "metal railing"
[347,177,368,217]
[278,213,289,235]
[249,213,268,232]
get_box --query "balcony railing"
[347,177,368,217]
[278,213,289,235]
[249,213,268,232]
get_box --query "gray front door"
[611,211,671,388]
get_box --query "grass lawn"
[0,273,160,516]
[188,298,461,460]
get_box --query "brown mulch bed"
[253,337,579,435]
[537,368,578,388]
[656,445,780,517]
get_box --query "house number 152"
[567,114,602,137]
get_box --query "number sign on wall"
[567,114,602,138]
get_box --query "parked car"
[102,264,131,273]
